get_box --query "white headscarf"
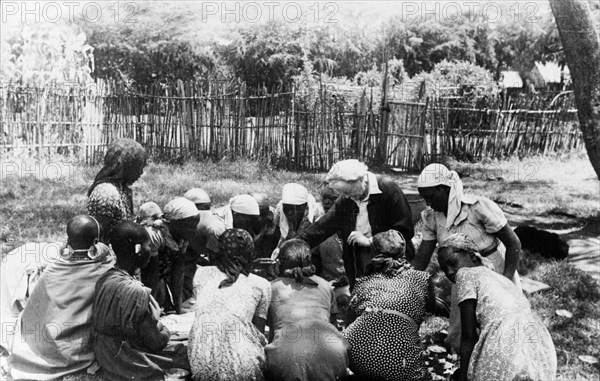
[276,183,319,239]
[163,197,199,221]
[184,188,211,204]
[325,159,368,182]
[217,195,260,229]
[417,163,464,229]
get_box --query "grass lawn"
[1,153,599,380]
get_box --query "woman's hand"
[347,231,372,247]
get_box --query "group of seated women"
[0,138,557,381]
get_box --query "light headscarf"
[440,233,494,270]
[276,183,319,239]
[135,202,180,254]
[417,163,464,229]
[325,159,368,182]
[184,188,211,204]
[163,197,199,221]
[218,195,260,229]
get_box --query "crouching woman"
[438,233,556,381]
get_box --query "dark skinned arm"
[411,239,437,271]
[252,316,267,335]
[139,315,170,352]
[493,224,521,279]
[458,299,478,381]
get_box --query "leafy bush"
[410,59,500,104]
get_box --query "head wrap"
[216,195,260,229]
[325,159,368,182]
[137,202,162,223]
[215,229,255,288]
[439,233,494,269]
[281,183,309,205]
[88,138,147,196]
[278,239,317,286]
[367,230,412,276]
[276,184,320,239]
[184,188,211,204]
[163,197,199,221]
[417,163,464,229]
[372,230,406,258]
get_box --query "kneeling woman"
[188,229,271,381]
[438,233,556,381]
[92,221,188,381]
[265,239,349,381]
[344,230,434,381]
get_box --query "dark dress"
[92,268,187,381]
[344,269,434,381]
[298,174,415,288]
[265,275,349,381]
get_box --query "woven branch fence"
[0,79,583,171]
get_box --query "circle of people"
[1,138,557,381]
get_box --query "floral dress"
[344,269,433,381]
[87,182,133,239]
[188,266,271,381]
[456,267,557,381]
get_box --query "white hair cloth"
[184,188,211,204]
[163,197,199,221]
[276,183,320,240]
[417,163,464,229]
[216,195,260,229]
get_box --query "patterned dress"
[87,182,133,239]
[344,269,433,381]
[456,267,557,381]
[188,266,271,381]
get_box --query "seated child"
[9,215,114,380]
[438,233,557,381]
[92,221,188,381]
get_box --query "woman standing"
[87,138,147,241]
[188,229,271,381]
[344,230,434,381]
[413,163,522,350]
[265,239,349,381]
[438,233,556,381]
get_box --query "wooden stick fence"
[0,80,583,171]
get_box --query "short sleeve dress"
[188,266,271,381]
[343,269,434,381]
[455,267,557,381]
[265,275,349,381]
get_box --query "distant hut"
[526,62,571,91]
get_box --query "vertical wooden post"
[377,60,390,166]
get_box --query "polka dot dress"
[343,269,433,381]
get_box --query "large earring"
[135,244,142,255]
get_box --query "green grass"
[1,154,599,380]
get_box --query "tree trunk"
[549,0,600,179]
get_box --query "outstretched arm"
[494,224,521,279]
